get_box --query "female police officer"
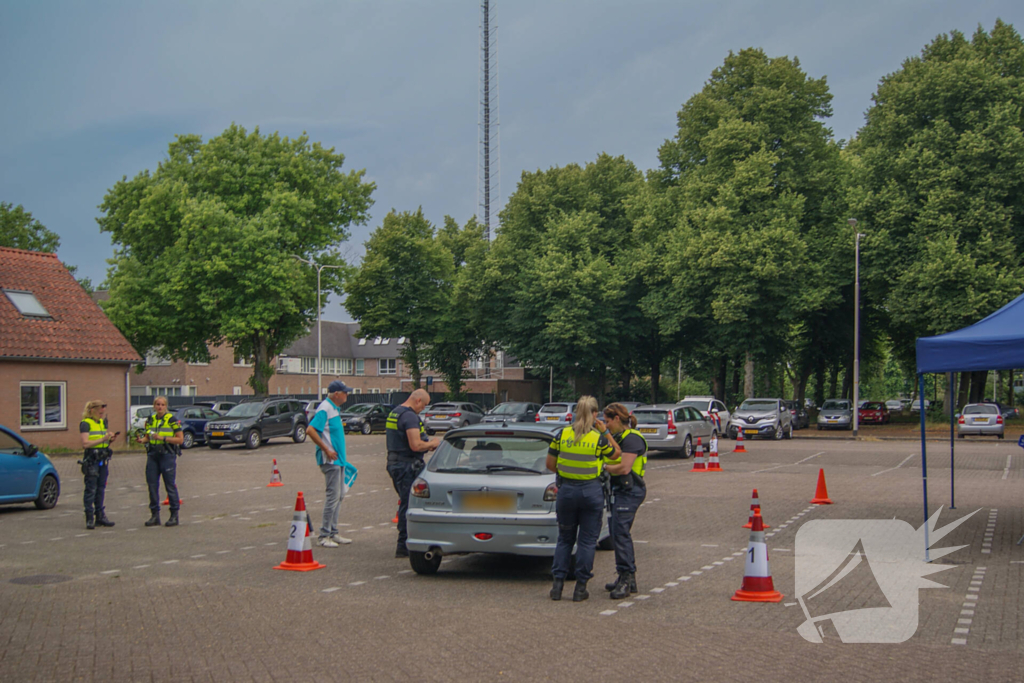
[600,402,648,599]
[79,399,118,529]
[546,395,620,602]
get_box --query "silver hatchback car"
[631,404,717,457]
[405,423,611,574]
[422,402,486,432]
[958,403,1005,439]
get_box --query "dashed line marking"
[75,534,88,538]
[216,550,231,554]
[374,575,390,580]
[951,638,967,645]
[264,542,277,546]
[191,554,206,558]
[133,564,150,569]
[677,577,691,582]
[600,610,617,616]
[635,595,650,600]
[871,453,916,477]
[650,587,665,593]
[1002,455,1012,480]
[750,452,824,474]
[618,601,634,607]
[322,587,341,593]
[784,602,797,607]
[700,544,718,548]
[162,559,179,564]
[100,569,120,574]
[349,581,366,586]
[240,546,256,550]
[690,571,703,575]
[49,537,64,542]
[665,582,678,587]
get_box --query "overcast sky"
[2,1,1020,320]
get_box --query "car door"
[260,403,281,437]
[368,405,384,430]
[689,406,713,439]
[0,429,37,500]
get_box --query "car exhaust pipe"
[424,547,442,561]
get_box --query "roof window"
[373,337,382,345]
[358,338,367,346]
[4,289,51,318]
[398,337,406,344]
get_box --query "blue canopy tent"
[915,291,1024,559]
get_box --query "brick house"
[0,248,142,449]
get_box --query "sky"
[1,0,1020,321]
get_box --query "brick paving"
[2,435,1023,681]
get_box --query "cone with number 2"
[731,509,783,602]
[274,492,325,572]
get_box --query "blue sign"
[1018,434,1024,449]
[426,376,433,387]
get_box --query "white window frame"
[145,350,172,366]
[379,358,397,375]
[352,387,362,394]
[358,338,367,346]
[371,388,381,394]
[19,381,66,431]
[233,353,253,367]
[300,357,317,374]
[355,359,365,376]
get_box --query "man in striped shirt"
[308,380,355,547]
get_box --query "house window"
[20,381,66,429]
[149,386,183,396]
[333,358,353,375]
[4,289,51,318]
[355,359,365,376]
[233,353,253,367]
[379,359,397,375]
[233,386,242,395]
[398,337,406,344]
[352,388,362,394]
[145,350,172,366]
[358,338,367,346]
[371,388,381,394]
[300,357,317,374]
[373,337,383,345]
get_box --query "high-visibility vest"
[83,417,107,449]
[145,412,179,444]
[386,406,426,455]
[614,428,649,477]
[555,426,611,481]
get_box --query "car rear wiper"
[485,464,541,474]
[434,467,481,473]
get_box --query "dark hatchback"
[173,406,225,449]
[481,402,541,424]
[343,403,394,434]
[205,399,308,450]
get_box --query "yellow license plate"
[460,491,516,513]
[639,428,657,434]
[546,416,560,421]
[744,429,758,435]
[212,431,224,437]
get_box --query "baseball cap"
[327,380,352,394]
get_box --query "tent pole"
[949,372,956,509]
[920,373,931,562]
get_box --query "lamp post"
[850,220,865,438]
[293,256,345,397]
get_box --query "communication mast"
[477,0,500,240]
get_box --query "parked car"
[617,402,647,412]
[631,404,717,457]
[980,401,1019,420]
[885,399,904,413]
[173,406,224,449]
[729,399,793,440]
[405,423,611,574]
[535,402,578,426]
[344,403,394,434]
[784,400,810,430]
[0,425,60,509]
[422,402,487,432]
[958,404,1005,439]
[481,402,541,424]
[909,399,931,412]
[193,401,237,414]
[130,405,155,430]
[817,399,853,430]
[677,396,731,432]
[304,400,319,423]
[858,402,890,425]
[205,398,308,449]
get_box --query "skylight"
[398,337,406,344]
[358,338,367,346]
[4,290,51,318]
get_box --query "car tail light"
[474,532,493,541]
[958,416,965,424]
[535,414,540,422]
[451,412,462,417]
[566,413,572,421]
[667,413,677,435]
[411,478,430,498]
[543,483,558,501]
[997,415,1004,425]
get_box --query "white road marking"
[398,569,413,574]
[100,569,120,574]
[349,581,366,586]
[961,610,975,616]
[773,548,792,552]
[162,559,179,564]
[650,587,665,593]
[133,565,150,569]
[49,537,64,541]
[1002,455,1012,480]
[690,571,703,575]
[240,546,256,550]
[618,602,634,607]
[712,561,724,566]
[75,534,88,538]
[191,554,207,558]
[374,575,390,580]
[322,587,341,593]
[265,542,277,546]
[750,452,824,474]
[362,526,374,530]
[784,602,797,607]
[871,453,916,477]
[722,557,735,561]
[958,619,972,625]
[954,628,969,634]
[216,550,231,554]
[678,577,691,582]
[21,541,35,545]
[126,528,138,532]
[700,544,718,548]
[635,595,650,600]
[665,582,678,587]
[600,610,617,616]
[951,638,967,645]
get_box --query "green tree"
[99,124,374,393]
[0,202,61,252]
[344,209,451,389]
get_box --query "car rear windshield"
[821,400,851,411]
[964,405,998,415]
[540,404,570,413]
[431,404,458,412]
[225,403,264,417]
[739,400,778,411]
[633,411,669,424]
[490,403,528,414]
[429,435,552,473]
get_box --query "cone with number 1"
[731,510,783,602]
[274,492,325,572]
[733,430,747,453]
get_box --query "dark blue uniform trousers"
[611,484,646,575]
[83,461,109,517]
[387,459,421,550]
[551,479,604,582]
[146,450,179,513]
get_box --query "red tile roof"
[0,247,142,364]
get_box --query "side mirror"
[25,444,38,457]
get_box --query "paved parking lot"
[2,434,1024,682]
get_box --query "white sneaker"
[317,537,339,548]
[331,534,353,545]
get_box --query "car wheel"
[461,420,470,428]
[246,429,261,450]
[998,433,1005,440]
[774,426,784,440]
[34,474,60,510]
[817,425,822,431]
[426,428,435,436]
[597,535,614,551]
[681,434,692,459]
[728,428,737,440]
[181,431,194,449]
[361,422,372,435]
[409,551,441,575]
[958,434,965,439]
[208,443,222,449]
[293,424,307,443]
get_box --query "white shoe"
[317,537,339,548]
[331,534,352,545]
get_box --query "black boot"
[610,572,633,600]
[145,512,161,527]
[572,580,590,602]
[96,511,115,527]
[605,573,623,591]
[550,578,564,601]
[395,544,409,558]
[629,573,638,594]
[85,513,95,530]
[165,512,179,527]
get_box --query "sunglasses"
[100,404,108,408]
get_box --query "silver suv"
[728,398,793,440]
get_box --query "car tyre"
[245,429,261,450]
[774,425,785,440]
[817,425,822,431]
[426,428,436,436]
[998,433,1005,440]
[681,434,692,459]
[34,474,60,510]
[361,422,372,435]
[461,420,470,428]
[181,431,194,449]
[409,551,441,575]
[293,424,307,443]
[208,443,222,449]
[958,434,965,439]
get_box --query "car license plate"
[973,418,987,423]
[459,491,516,513]
[639,428,657,434]
[546,416,560,421]
[212,431,224,437]
[827,419,837,423]
[744,429,758,435]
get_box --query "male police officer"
[385,388,440,557]
[138,396,183,527]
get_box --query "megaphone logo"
[795,508,978,643]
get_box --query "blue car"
[0,424,60,509]
[173,406,225,449]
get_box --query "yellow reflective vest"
[614,428,649,478]
[145,412,180,444]
[554,426,613,481]
[82,417,107,449]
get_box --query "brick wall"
[133,343,255,396]
[2,360,133,450]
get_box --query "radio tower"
[478,0,500,240]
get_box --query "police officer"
[385,388,440,558]
[600,402,648,599]
[79,399,118,530]
[138,396,183,527]
[546,395,620,602]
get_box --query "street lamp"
[850,220,865,438]
[293,256,346,397]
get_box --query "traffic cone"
[267,459,284,487]
[689,437,707,472]
[733,430,747,453]
[707,435,722,471]
[731,510,783,603]
[274,492,325,572]
[391,500,399,525]
[742,489,761,528]
[161,498,182,506]
[810,468,833,504]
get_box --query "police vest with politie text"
[554,426,614,481]
[385,406,427,460]
[608,428,648,488]
[145,412,181,453]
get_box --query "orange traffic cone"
[274,492,325,572]
[742,489,761,528]
[161,498,182,506]
[267,459,284,487]
[689,437,707,472]
[810,468,833,504]
[733,430,747,453]
[707,435,722,471]
[731,510,783,602]
[391,504,399,525]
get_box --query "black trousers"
[611,484,646,574]
[386,458,422,549]
[82,459,109,518]
[146,449,179,514]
